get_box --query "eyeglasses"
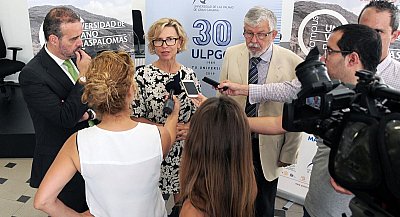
[152,37,179,47]
[243,30,274,40]
[324,47,352,59]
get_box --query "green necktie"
[64,60,94,126]
[63,59,79,81]
[88,120,95,127]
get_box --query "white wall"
[132,0,146,27]
[0,0,34,81]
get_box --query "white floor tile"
[13,198,48,217]
[0,197,24,217]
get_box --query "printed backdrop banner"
[27,0,134,57]
[145,0,283,97]
[283,0,400,59]
[277,133,317,204]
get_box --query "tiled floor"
[0,158,47,217]
[0,158,303,217]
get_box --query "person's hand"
[171,95,181,117]
[75,49,91,76]
[176,122,190,141]
[219,80,249,96]
[191,93,208,107]
[330,177,353,195]
[79,112,89,122]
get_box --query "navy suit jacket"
[19,47,88,190]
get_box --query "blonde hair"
[146,18,188,54]
[81,51,137,115]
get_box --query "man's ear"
[390,30,400,43]
[271,30,278,39]
[347,52,360,67]
[48,34,58,46]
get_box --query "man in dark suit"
[19,6,92,212]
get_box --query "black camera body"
[282,47,400,216]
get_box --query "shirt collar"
[44,44,65,67]
[376,54,392,76]
[251,43,273,63]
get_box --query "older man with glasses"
[218,6,303,217]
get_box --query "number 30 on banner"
[192,19,232,46]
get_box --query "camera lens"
[295,47,330,90]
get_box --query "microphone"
[163,74,183,115]
[163,89,175,115]
[202,77,228,91]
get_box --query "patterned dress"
[132,64,200,194]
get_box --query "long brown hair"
[179,96,256,217]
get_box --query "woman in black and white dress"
[131,17,200,210]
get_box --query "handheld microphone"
[202,77,228,91]
[163,74,183,115]
[163,89,175,115]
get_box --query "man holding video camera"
[302,23,382,217]
[304,2,400,215]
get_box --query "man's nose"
[76,38,83,47]
[251,35,258,43]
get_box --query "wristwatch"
[87,108,96,120]
[79,76,86,83]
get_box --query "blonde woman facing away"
[34,51,180,217]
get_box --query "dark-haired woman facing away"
[179,96,257,217]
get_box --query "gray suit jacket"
[219,43,302,181]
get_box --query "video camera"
[282,47,400,216]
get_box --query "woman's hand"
[176,122,190,141]
[191,93,208,107]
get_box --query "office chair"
[0,25,25,102]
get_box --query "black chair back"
[0,26,7,58]
[0,24,25,101]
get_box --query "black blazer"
[19,47,88,188]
